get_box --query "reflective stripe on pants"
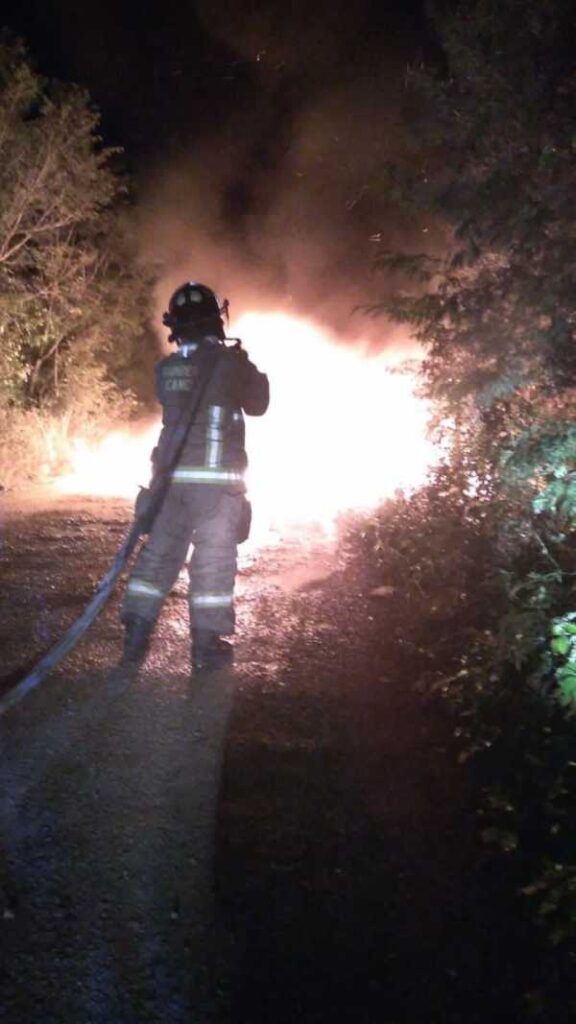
[121,484,244,634]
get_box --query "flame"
[56,424,159,498]
[238,312,434,540]
[54,312,436,542]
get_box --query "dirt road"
[0,491,533,1022]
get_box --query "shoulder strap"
[142,348,222,521]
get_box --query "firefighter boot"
[120,614,154,667]
[192,630,234,672]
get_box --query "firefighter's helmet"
[163,282,226,340]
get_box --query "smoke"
[136,0,432,352]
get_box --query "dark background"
[0,0,437,340]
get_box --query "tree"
[0,35,150,410]
[363,2,576,971]
[372,0,576,698]
[374,0,575,402]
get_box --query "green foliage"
[550,614,576,708]
[344,468,576,1008]
[372,0,576,707]
[523,863,576,947]
[372,0,576,413]
[343,453,504,736]
[360,0,576,997]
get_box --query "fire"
[56,424,159,498]
[238,312,434,538]
[55,312,436,541]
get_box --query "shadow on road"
[214,577,538,1024]
[1,660,237,1024]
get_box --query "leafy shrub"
[0,369,137,488]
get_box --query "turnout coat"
[121,338,269,636]
[153,339,269,488]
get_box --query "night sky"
[1,0,435,342]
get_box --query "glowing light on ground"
[53,312,436,541]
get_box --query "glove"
[134,486,155,535]
[234,344,255,393]
[237,496,252,544]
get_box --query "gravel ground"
[0,490,534,1023]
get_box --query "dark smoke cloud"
[137,0,434,350]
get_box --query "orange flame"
[55,312,436,542]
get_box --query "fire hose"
[0,347,227,718]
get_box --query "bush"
[343,465,576,1007]
[0,368,138,488]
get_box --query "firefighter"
[120,282,269,671]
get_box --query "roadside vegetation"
[347,0,576,1013]
[0,34,152,487]
[4,0,576,1013]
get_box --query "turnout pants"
[121,485,245,635]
